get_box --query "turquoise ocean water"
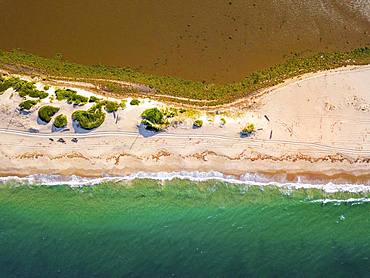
[0,179,369,277]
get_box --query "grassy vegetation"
[19,99,38,110]
[55,89,89,105]
[38,105,60,123]
[0,76,48,99]
[193,119,203,128]
[0,47,369,105]
[72,104,105,130]
[53,114,67,128]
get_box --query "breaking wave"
[0,171,369,194]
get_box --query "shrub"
[220,118,226,125]
[130,99,140,105]
[0,77,49,99]
[242,123,256,134]
[55,89,88,105]
[141,108,168,131]
[19,99,38,110]
[120,100,127,109]
[44,85,50,91]
[102,100,119,112]
[89,95,100,103]
[38,105,60,123]
[28,90,49,99]
[193,119,203,128]
[53,114,67,128]
[72,104,105,129]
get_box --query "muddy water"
[0,0,369,83]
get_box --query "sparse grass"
[38,105,60,123]
[53,114,67,128]
[0,47,369,106]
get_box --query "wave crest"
[0,171,369,193]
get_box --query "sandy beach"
[0,65,369,184]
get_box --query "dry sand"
[0,65,369,184]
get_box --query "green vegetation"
[242,123,256,134]
[120,100,127,109]
[130,99,140,105]
[0,76,48,99]
[19,99,38,110]
[38,105,60,123]
[43,85,50,91]
[102,100,119,112]
[89,95,100,103]
[220,118,226,125]
[53,114,67,128]
[72,104,105,130]
[141,108,168,131]
[193,119,203,128]
[55,89,88,105]
[0,47,369,106]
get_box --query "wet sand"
[0,0,369,82]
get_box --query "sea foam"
[0,171,369,194]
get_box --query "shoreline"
[0,65,369,187]
[1,171,370,194]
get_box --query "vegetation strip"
[0,47,369,106]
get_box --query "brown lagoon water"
[0,0,369,82]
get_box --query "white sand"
[0,65,369,183]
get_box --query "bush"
[141,107,168,131]
[102,100,119,112]
[44,85,50,91]
[0,77,48,99]
[55,89,88,105]
[120,100,127,109]
[38,105,60,123]
[130,99,140,105]
[28,90,49,99]
[89,95,100,103]
[242,123,256,134]
[53,114,67,128]
[19,99,38,110]
[220,118,226,125]
[193,119,203,128]
[72,104,105,129]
